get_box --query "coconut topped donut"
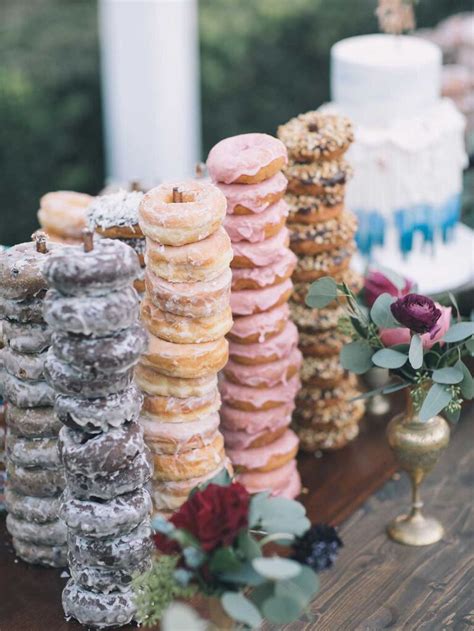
[88,189,144,238]
[278,112,354,163]
[0,239,60,300]
[139,180,226,246]
[207,133,288,184]
[42,236,140,296]
[38,191,93,240]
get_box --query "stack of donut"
[207,133,302,498]
[137,180,233,517]
[0,238,67,567]
[87,189,147,297]
[37,191,93,245]
[42,235,153,629]
[278,112,365,451]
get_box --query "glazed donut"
[152,432,225,482]
[51,324,147,375]
[65,448,153,501]
[286,191,345,225]
[7,462,65,497]
[300,355,346,388]
[0,292,46,323]
[216,171,287,215]
[295,398,365,430]
[0,241,58,301]
[3,373,55,408]
[231,249,296,291]
[59,422,145,477]
[38,191,92,239]
[228,303,289,345]
[224,347,302,389]
[224,199,289,243]
[139,180,226,246]
[6,431,61,470]
[43,286,139,336]
[220,402,294,434]
[295,375,358,412]
[143,413,220,455]
[290,212,357,256]
[141,333,228,379]
[2,320,51,354]
[60,487,152,538]
[292,243,355,282]
[134,363,217,399]
[145,226,233,283]
[5,486,61,523]
[220,374,300,412]
[87,189,144,238]
[6,513,67,546]
[237,459,300,497]
[141,297,232,345]
[3,347,47,381]
[223,422,289,451]
[42,238,140,297]
[45,351,134,397]
[144,268,231,318]
[12,538,67,568]
[62,580,137,628]
[69,557,152,595]
[299,328,351,357]
[289,303,346,332]
[141,387,220,423]
[55,385,142,435]
[230,277,293,316]
[231,227,289,268]
[207,133,287,184]
[285,159,352,197]
[278,112,353,162]
[229,320,298,365]
[227,429,299,474]
[296,422,359,452]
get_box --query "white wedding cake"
[324,34,472,293]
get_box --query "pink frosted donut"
[141,412,220,455]
[228,303,289,344]
[38,191,93,240]
[222,413,291,450]
[224,347,302,388]
[230,277,293,316]
[231,227,290,268]
[237,459,300,496]
[229,320,298,365]
[219,374,300,412]
[224,200,289,243]
[207,133,288,184]
[139,180,226,246]
[227,429,299,473]
[231,249,297,291]
[217,172,288,215]
[220,402,294,434]
[145,268,231,318]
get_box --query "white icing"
[88,189,143,230]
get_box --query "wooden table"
[1,399,472,631]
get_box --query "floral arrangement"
[307,268,474,422]
[133,471,342,629]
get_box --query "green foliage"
[372,348,408,369]
[340,339,374,374]
[419,382,453,421]
[221,591,263,629]
[306,276,338,308]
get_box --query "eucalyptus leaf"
[466,338,474,356]
[431,367,463,385]
[237,532,261,561]
[442,322,474,343]
[252,557,301,581]
[151,516,175,535]
[161,603,207,631]
[370,293,399,329]
[209,547,242,574]
[220,563,265,587]
[419,383,452,422]
[183,546,205,569]
[250,582,275,607]
[262,595,303,624]
[448,291,461,320]
[444,407,461,423]
[221,592,263,629]
[170,529,200,549]
[372,348,408,369]
[340,340,374,374]
[306,277,338,309]
[456,360,474,400]
[249,494,309,536]
[408,334,423,370]
[275,566,319,605]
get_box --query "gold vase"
[386,400,450,546]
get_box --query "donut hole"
[168,188,196,204]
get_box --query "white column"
[98,0,201,184]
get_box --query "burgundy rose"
[364,270,413,307]
[391,294,442,334]
[171,483,250,552]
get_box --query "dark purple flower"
[364,270,413,307]
[291,524,343,572]
[391,294,442,334]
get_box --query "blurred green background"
[0,0,472,245]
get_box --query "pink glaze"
[230,303,289,343]
[231,249,297,290]
[277,468,302,499]
[218,172,288,214]
[219,374,300,409]
[224,347,302,388]
[207,133,288,184]
[220,402,294,433]
[227,429,299,469]
[232,227,289,267]
[224,199,289,243]
[223,415,291,450]
[230,277,293,316]
[237,460,299,496]
[229,320,298,362]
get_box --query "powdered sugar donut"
[145,226,233,283]
[69,557,152,595]
[6,431,61,469]
[231,249,296,291]
[152,433,226,482]
[4,486,61,523]
[142,412,220,455]
[43,286,139,336]
[62,580,137,628]
[6,513,67,546]
[134,363,217,399]
[228,303,289,345]
[230,277,293,316]
[3,373,55,408]
[207,133,287,184]
[141,387,220,423]
[229,320,298,365]
[220,374,300,412]
[231,226,290,268]
[2,320,51,354]
[224,199,289,242]
[216,171,287,215]
[224,347,302,389]
[42,238,140,297]
[88,189,144,238]
[139,180,226,246]
[38,191,92,240]
[3,347,47,381]
[227,429,299,474]
[0,241,58,300]
[0,292,46,323]
[7,462,65,497]
[13,538,67,568]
